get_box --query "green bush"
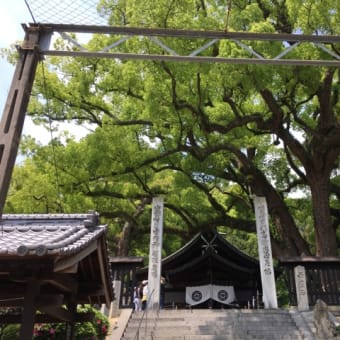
[32,305,109,340]
[276,272,290,308]
[0,308,21,340]
[1,324,20,340]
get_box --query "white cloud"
[0,1,32,115]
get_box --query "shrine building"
[113,229,263,309]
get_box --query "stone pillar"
[294,265,309,311]
[314,299,336,338]
[147,197,164,310]
[109,279,121,318]
[253,196,278,309]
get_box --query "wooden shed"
[0,212,114,339]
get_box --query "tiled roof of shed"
[0,212,106,256]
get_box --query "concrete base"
[106,308,133,340]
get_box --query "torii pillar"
[253,196,278,309]
[147,197,164,310]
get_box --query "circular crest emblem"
[192,290,202,302]
[217,289,229,301]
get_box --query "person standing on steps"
[141,280,148,310]
[133,283,142,312]
[160,277,166,309]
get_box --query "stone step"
[131,314,295,322]
[122,309,304,340]
[129,319,296,328]
[149,324,234,330]
[159,326,232,334]
[235,321,297,327]
[245,329,303,335]
[122,335,236,340]
[133,309,294,316]
[135,309,288,316]
[122,331,303,339]
[124,326,299,334]
[122,335,304,340]
[123,327,301,339]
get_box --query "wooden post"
[19,279,40,340]
[65,301,77,340]
[0,25,46,217]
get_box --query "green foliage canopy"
[5,0,340,258]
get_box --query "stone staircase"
[121,309,307,340]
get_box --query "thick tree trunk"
[258,70,339,256]
[117,220,133,256]
[117,197,150,256]
[309,176,337,256]
[251,169,311,257]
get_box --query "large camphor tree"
[7,0,340,257]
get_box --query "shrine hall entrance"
[136,229,263,309]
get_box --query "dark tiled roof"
[0,212,106,257]
[0,211,114,315]
[136,229,261,286]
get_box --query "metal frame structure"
[41,24,340,66]
[0,23,340,217]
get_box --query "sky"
[0,0,89,146]
[0,1,31,113]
